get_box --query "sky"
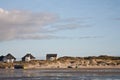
[0,0,120,59]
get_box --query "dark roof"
[4,53,16,59]
[22,53,35,59]
[46,54,57,57]
[0,55,5,61]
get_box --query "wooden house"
[22,53,35,62]
[3,53,16,63]
[46,54,57,61]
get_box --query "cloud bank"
[0,8,96,42]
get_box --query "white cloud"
[0,8,59,41]
[0,8,95,42]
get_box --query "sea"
[0,68,120,80]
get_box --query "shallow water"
[0,69,120,80]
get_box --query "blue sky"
[0,0,120,59]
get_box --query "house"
[0,55,5,61]
[3,53,16,63]
[22,53,35,62]
[46,54,57,61]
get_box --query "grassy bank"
[0,55,120,69]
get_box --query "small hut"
[22,53,35,62]
[3,53,16,63]
[46,54,57,61]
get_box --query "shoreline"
[1,67,120,71]
[26,66,120,70]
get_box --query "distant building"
[3,53,16,63]
[0,55,5,61]
[46,54,57,61]
[22,53,35,62]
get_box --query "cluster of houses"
[0,53,57,63]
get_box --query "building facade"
[3,53,16,63]
[22,53,35,62]
[46,54,57,61]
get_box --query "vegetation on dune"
[0,62,14,69]
[0,55,120,69]
[83,55,120,60]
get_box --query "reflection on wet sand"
[0,69,120,80]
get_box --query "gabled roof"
[46,54,57,57]
[22,53,35,59]
[4,53,16,59]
